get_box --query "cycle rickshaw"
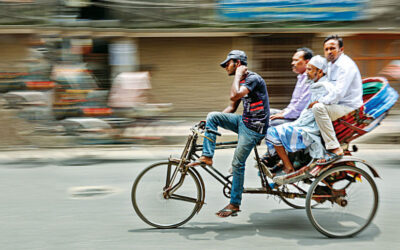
[131,77,398,238]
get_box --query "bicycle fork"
[162,161,188,198]
[163,134,194,198]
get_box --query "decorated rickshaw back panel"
[333,77,399,144]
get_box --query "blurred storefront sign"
[218,0,369,21]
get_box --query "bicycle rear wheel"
[279,179,318,209]
[306,165,378,238]
[131,161,202,229]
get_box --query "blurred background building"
[0,0,399,145]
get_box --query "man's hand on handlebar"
[198,120,206,129]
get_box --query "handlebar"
[191,120,221,136]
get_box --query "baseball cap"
[220,50,247,68]
[308,55,327,73]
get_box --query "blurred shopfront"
[0,31,399,117]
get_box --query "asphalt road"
[1,147,400,250]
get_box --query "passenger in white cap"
[308,55,327,75]
[265,55,337,184]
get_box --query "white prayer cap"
[308,55,327,73]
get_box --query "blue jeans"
[202,112,265,206]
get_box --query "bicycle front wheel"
[131,161,202,229]
[306,165,378,238]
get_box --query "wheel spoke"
[165,162,172,188]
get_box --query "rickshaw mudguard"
[330,156,380,178]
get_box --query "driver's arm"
[223,99,241,113]
[230,65,250,102]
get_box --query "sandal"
[187,160,207,167]
[317,151,343,165]
[216,208,241,218]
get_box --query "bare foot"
[282,166,295,174]
[216,203,240,218]
[272,166,294,177]
[187,156,213,167]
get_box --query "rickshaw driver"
[309,35,363,165]
[188,50,270,218]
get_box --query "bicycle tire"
[131,161,202,229]
[306,165,378,238]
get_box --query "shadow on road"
[0,158,51,168]
[128,209,380,246]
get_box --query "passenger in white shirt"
[309,35,363,164]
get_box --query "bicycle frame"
[163,128,308,203]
